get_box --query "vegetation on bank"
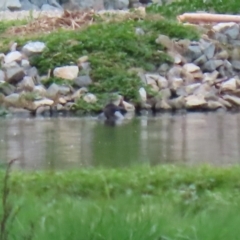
[0,10,200,112]
[5,165,240,198]
[0,165,239,240]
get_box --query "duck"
[102,103,127,121]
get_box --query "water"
[0,112,240,170]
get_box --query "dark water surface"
[0,112,240,170]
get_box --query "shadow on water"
[0,111,240,170]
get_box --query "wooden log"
[177,13,240,23]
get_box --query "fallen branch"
[177,13,240,24]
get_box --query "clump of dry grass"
[7,10,95,35]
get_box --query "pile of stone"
[1,21,240,115]
[0,0,151,12]
[138,22,240,112]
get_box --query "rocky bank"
[2,17,240,116]
[0,0,152,11]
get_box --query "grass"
[0,165,240,240]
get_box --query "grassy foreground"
[0,165,240,240]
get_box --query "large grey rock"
[20,0,40,10]
[203,60,223,72]
[29,0,47,8]
[104,0,129,9]
[4,93,21,108]
[22,41,46,56]
[185,44,202,61]
[203,42,215,59]
[46,83,60,100]
[5,66,25,84]
[0,70,5,81]
[74,75,92,87]
[231,60,240,71]
[41,3,62,11]
[0,0,21,10]
[18,76,35,92]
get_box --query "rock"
[104,0,129,10]
[183,63,200,73]
[159,88,171,100]
[5,66,25,84]
[170,77,184,91]
[231,60,240,71]
[168,96,185,109]
[4,93,20,108]
[155,35,173,49]
[22,41,46,56]
[135,27,145,36]
[58,97,67,105]
[213,22,238,33]
[18,76,35,91]
[213,32,228,44]
[36,106,51,115]
[33,85,46,97]
[145,74,159,91]
[185,94,207,109]
[21,59,30,69]
[122,101,135,112]
[167,66,182,79]
[21,0,40,10]
[216,50,229,60]
[185,83,201,95]
[207,100,223,110]
[203,71,219,84]
[139,87,147,102]
[48,0,63,9]
[4,51,22,64]
[0,0,21,10]
[203,60,223,72]
[218,97,232,108]
[29,0,47,8]
[221,78,237,92]
[185,44,202,61]
[58,86,71,95]
[74,75,92,87]
[193,55,207,66]
[223,95,240,106]
[158,63,170,76]
[77,56,89,65]
[183,63,203,82]
[72,87,88,100]
[83,93,97,103]
[155,99,171,110]
[53,66,79,80]
[41,4,62,11]
[46,83,60,101]
[0,70,5,81]
[156,75,168,89]
[32,98,54,110]
[225,24,240,39]
[112,95,123,106]
[0,82,16,96]
[203,42,215,59]
[56,104,64,111]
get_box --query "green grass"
[147,0,240,17]
[0,165,240,239]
